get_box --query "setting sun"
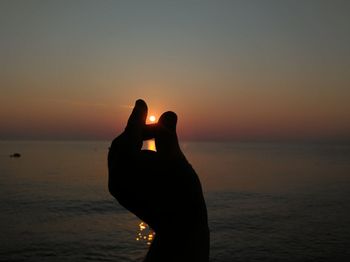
[149,115,156,123]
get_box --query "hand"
[108,99,209,261]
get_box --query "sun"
[149,115,156,123]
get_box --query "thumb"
[126,99,148,130]
[155,111,182,158]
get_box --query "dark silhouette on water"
[10,153,21,158]
[108,99,209,262]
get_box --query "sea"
[1,140,350,262]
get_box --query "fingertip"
[156,111,182,158]
[158,111,177,131]
[134,99,148,116]
[128,99,148,125]
[135,99,147,109]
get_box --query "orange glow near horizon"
[1,93,350,141]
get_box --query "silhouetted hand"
[108,99,209,262]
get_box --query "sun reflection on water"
[136,222,155,245]
[142,139,156,151]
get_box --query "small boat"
[10,153,21,158]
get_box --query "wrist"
[149,225,210,262]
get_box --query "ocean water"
[0,141,350,262]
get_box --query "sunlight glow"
[149,115,156,122]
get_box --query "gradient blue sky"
[1,0,350,141]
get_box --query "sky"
[1,0,350,141]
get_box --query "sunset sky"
[1,0,350,141]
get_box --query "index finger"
[109,99,148,161]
